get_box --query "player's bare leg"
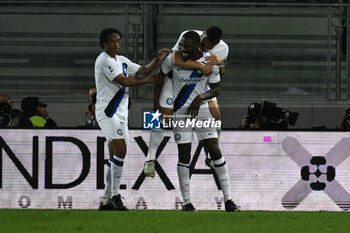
[202,138,240,212]
[208,100,220,121]
[144,107,173,178]
[206,101,221,168]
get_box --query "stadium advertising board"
[0,129,350,211]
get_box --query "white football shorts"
[173,107,218,144]
[96,111,129,145]
[159,77,174,109]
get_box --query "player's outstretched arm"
[137,48,171,76]
[113,73,163,87]
[186,82,220,118]
[172,51,213,75]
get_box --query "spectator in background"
[0,93,23,127]
[84,86,99,128]
[19,97,57,128]
[336,108,350,130]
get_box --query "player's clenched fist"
[156,48,171,60]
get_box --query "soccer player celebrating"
[160,31,239,212]
[144,26,228,178]
[95,27,170,210]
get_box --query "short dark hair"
[99,27,122,49]
[206,26,223,45]
[182,30,200,45]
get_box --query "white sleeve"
[208,66,220,84]
[161,54,173,74]
[120,56,141,77]
[209,41,229,68]
[172,30,188,51]
[101,58,123,81]
[220,44,229,68]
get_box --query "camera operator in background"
[241,102,262,129]
[336,108,350,130]
[240,100,299,130]
[0,94,23,127]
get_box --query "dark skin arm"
[153,73,165,110]
[187,82,220,118]
[219,67,225,76]
[336,109,348,130]
[137,48,171,75]
[205,53,225,76]
[113,73,163,87]
[173,51,213,75]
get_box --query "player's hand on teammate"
[156,48,171,61]
[205,53,223,66]
[200,63,213,75]
[150,73,164,85]
[187,95,203,118]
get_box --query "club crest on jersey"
[117,129,123,136]
[166,98,173,105]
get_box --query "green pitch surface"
[0,209,349,233]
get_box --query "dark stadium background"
[1,0,350,129]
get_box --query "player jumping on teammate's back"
[159,31,239,212]
[95,27,170,211]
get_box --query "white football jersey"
[94,52,140,122]
[172,30,229,67]
[161,54,220,113]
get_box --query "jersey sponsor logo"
[173,69,203,112]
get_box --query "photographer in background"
[19,97,57,128]
[241,102,262,129]
[336,108,350,130]
[240,100,299,130]
[0,93,23,127]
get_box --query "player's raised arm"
[172,51,213,75]
[137,48,171,75]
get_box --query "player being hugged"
[95,27,170,211]
[144,26,228,178]
[160,31,240,212]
